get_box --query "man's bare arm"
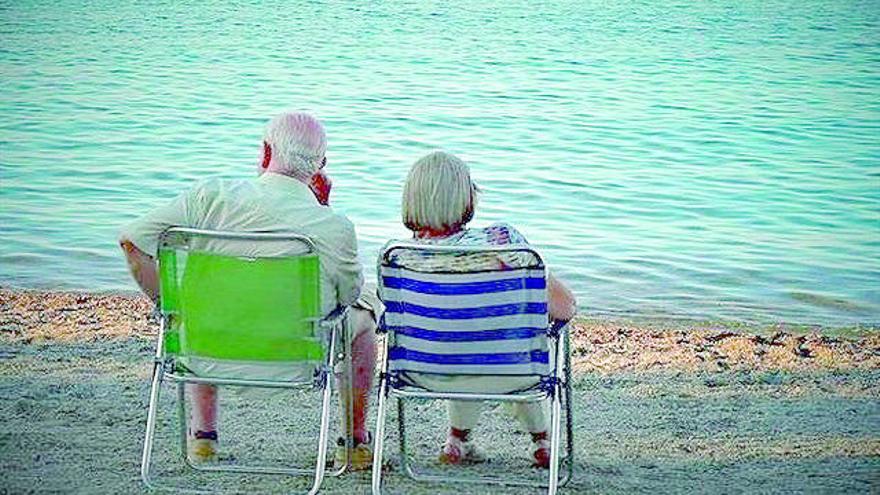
[120,239,159,301]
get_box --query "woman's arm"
[547,272,577,321]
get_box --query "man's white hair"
[263,112,327,179]
[402,151,478,232]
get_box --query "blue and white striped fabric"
[380,264,550,377]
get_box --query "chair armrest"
[320,305,350,329]
[547,318,570,338]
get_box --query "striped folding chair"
[370,242,573,495]
[141,227,353,494]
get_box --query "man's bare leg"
[335,307,376,469]
[186,383,219,461]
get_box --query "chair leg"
[371,378,389,495]
[141,362,164,489]
[397,397,414,479]
[331,315,354,476]
[565,330,574,482]
[562,379,574,486]
[307,329,337,495]
[306,373,333,495]
[547,385,563,495]
[177,383,193,467]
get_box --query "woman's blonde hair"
[402,151,479,233]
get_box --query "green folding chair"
[140,227,351,494]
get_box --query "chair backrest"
[379,242,550,377]
[158,228,323,364]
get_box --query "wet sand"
[1,288,878,493]
[3,288,878,373]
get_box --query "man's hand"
[120,239,159,301]
[309,170,332,206]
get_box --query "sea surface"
[1,1,878,326]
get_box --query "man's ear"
[261,141,272,169]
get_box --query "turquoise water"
[1,1,878,326]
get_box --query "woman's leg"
[447,400,483,432]
[511,399,549,434]
[440,400,486,464]
[512,397,552,468]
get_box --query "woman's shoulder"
[393,222,529,246]
[467,222,529,246]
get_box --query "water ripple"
[1,0,878,326]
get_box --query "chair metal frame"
[140,227,355,494]
[370,242,574,495]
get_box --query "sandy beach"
[3,288,877,373]
[1,288,878,493]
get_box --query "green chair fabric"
[158,249,323,363]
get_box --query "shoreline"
[2,287,877,374]
[2,287,878,493]
[2,284,876,333]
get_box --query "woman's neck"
[414,224,465,240]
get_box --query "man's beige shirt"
[120,172,363,315]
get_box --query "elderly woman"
[397,151,576,468]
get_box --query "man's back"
[120,172,362,314]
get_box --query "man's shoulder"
[190,177,252,195]
[332,211,356,231]
[262,192,356,243]
[184,177,260,205]
[317,209,357,239]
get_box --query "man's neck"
[263,169,308,183]
[261,171,330,206]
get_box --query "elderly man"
[119,112,377,470]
